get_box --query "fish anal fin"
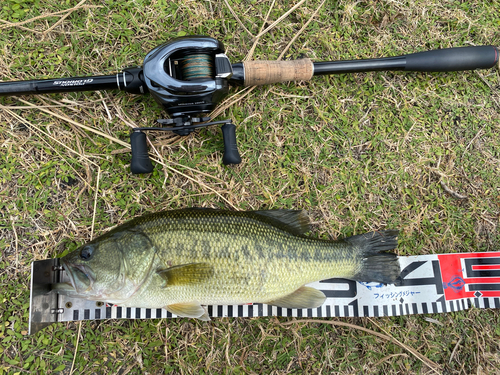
[166,302,210,320]
[157,263,214,287]
[268,286,326,309]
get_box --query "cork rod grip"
[242,59,314,86]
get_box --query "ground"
[0,0,499,374]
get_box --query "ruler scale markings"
[422,303,428,314]
[431,302,437,313]
[411,303,418,314]
[484,298,490,309]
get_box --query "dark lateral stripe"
[422,303,428,314]
[95,309,101,320]
[383,305,388,317]
[84,309,90,320]
[106,307,111,319]
[73,310,79,320]
[373,305,379,317]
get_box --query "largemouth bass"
[57,209,400,320]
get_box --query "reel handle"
[221,122,242,165]
[130,131,154,174]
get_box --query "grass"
[1,0,499,373]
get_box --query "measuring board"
[29,251,500,334]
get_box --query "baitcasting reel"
[131,36,240,173]
[0,36,498,174]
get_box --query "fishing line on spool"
[180,53,214,80]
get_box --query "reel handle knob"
[130,131,154,174]
[221,122,241,165]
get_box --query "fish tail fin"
[346,230,400,284]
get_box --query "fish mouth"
[61,260,95,295]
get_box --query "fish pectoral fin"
[166,302,210,320]
[268,286,326,309]
[157,263,214,287]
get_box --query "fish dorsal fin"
[157,263,214,287]
[166,302,210,321]
[268,286,326,309]
[252,210,310,235]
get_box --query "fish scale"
[58,209,400,319]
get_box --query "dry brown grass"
[1,0,499,374]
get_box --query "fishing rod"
[0,36,498,173]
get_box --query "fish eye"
[80,245,94,261]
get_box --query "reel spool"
[130,36,240,174]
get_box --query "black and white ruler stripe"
[61,297,500,322]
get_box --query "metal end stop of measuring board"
[29,259,62,335]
